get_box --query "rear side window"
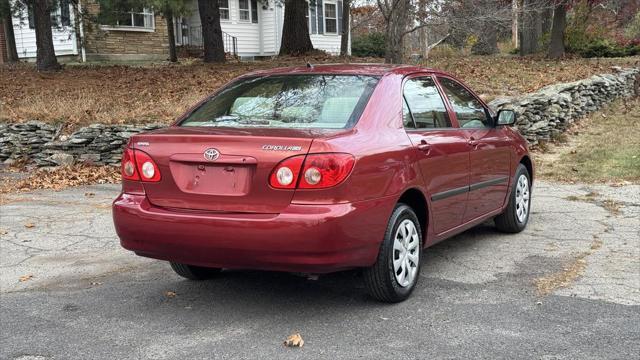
[180,75,379,129]
[438,77,492,129]
[403,77,451,129]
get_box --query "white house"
[11,0,79,59]
[176,0,349,58]
[8,0,349,61]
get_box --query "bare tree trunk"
[280,0,314,55]
[384,0,409,64]
[2,0,18,62]
[418,0,428,58]
[541,6,552,35]
[166,12,177,62]
[198,0,225,63]
[547,4,566,58]
[340,0,350,56]
[512,0,519,48]
[519,0,540,55]
[33,0,60,71]
[472,23,498,55]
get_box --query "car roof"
[243,63,448,77]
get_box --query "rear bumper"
[112,193,394,273]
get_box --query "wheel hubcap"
[515,174,530,223]
[392,219,420,287]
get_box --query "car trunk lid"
[132,127,332,213]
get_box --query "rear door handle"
[417,140,431,152]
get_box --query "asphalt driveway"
[1,181,638,359]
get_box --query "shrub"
[352,32,386,57]
[569,38,640,58]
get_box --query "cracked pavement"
[0,181,638,359]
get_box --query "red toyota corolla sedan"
[113,64,533,302]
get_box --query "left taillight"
[121,148,161,182]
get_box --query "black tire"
[495,164,531,233]
[169,262,221,280]
[364,203,423,303]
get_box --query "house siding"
[83,0,169,61]
[11,3,78,59]
[182,0,345,57]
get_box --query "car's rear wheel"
[169,262,221,280]
[364,203,422,303]
[495,164,531,233]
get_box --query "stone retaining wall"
[489,67,639,144]
[0,123,163,167]
[1,67,638,167]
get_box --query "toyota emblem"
[203,148,220,161]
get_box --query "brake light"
[299,153,355,189]
[121,148,139,181]
[134,149,161,182]
[120,148,161,182]
[269,155,305,189]
[269,153,355,190]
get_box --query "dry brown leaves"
[283,333,304,348]
[535,255,588,296]
[2,56,637,128]
[0,165,120,194]
[19,274,34,282]
[164,291,177,298]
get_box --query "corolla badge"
[203,148,220,161]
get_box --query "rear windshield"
[179,75,379,129]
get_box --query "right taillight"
[269,153,355,190]
[299,153,355,189]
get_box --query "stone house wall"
[82,0,169,61]
[1,67,638,167]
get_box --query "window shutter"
[309,1,317,34]
[251,0,258,23]
[337,0,343,34]
[317,0,324,34]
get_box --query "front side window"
[180,75,379,129]
[403,77,451,129]
[438,77,491,128]
[324,3,337,33]
[219,0,229,20]
[239,0,250,21]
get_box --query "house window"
[238,0,258,23]
[324,2,337,34]
[239,0,250,21]
[102,8,155,31]
[28,0,71,29]
[219,0,229,20]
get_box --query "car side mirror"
[496,109,516,126]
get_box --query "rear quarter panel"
[291,73,426,205]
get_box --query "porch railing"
[181,24,238,57]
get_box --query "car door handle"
[417,141,431,152]
[468,138,479,147]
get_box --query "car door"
[402,75,470,235]
[437,76,511,223]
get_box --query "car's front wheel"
[364,203,422,303]
[169,262,221,280]
[495,164,531,233]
